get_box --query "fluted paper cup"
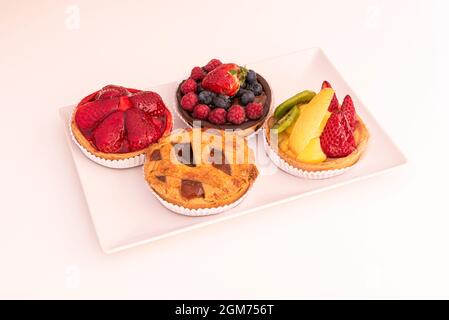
[69,107,173,169]
[262,129,353,179]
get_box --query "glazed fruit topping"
[202,63,246,97]
[192,104,210,120]
[125,108,162,152]
[75,98,120,136]
[245,102,264,120]
[180,79,197,94]
[129,91,167,116]
[341,95,356,130]
[93,111,126,153]
[190,66,206,81]
[320,110,356,157]
[96,85,129,100]
[227,105,246,125]
[208,108,227,125]
[179,59,266,124]
[75,85,171,153]
[181,92,199,111]
[204,58,222,72]
[321,81,339,112]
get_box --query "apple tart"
[144,128,259,215]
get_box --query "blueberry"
[197,83,204,93]
[213,95,231,109]
[247,82,263,96]
[198,91,212,105]
[237,88,250,98]
[240,91,255,106]
[246,70,257,84]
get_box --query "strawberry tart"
[264,81,369,179]
[176,59,271,137]
[71,85,173,168]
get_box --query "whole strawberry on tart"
[71,85,173,168]
[176,59,272,137]
[264,81,369,179]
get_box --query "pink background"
[0,0,447,299]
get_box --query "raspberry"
[204,59,222,72]
[180,92,198,111]
[192,104,210,120]
[208,108,227,125]
[245,102,264,120]
[180,78,197,94]
[226,105,246,124]
[190,66,206,81]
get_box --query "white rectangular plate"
[60,48,406,254]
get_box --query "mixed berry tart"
[144,128,259,216]
[71,85,173,168]
[176,59,272,137]
[264,81,369,179]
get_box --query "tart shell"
[264,115,369,179]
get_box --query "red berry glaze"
[74,85,172,154]
[180,78,197,94]
[96,85,129,100]
[125,108,162,152]
[245,102,264,120]
[227,105,246,124]
[204,59,222,72]
[180,92,198,111]
[208,108,227,125]
[190,67,206,81]
[192,104,210,120]
[75,98,120,136]
[129,91,167,116]
[93,111,125,153]
[320,111,356,158]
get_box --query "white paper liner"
[149,187,249,217]
[262,129,353,179]
[69,107,173,169]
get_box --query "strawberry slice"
[321,81,339,112]
[129,91,167,116]
[201,63,247,96]
[341,95,357,131]
[321,81,332,89]
[320,111,356,158]
[125,108,162,152]
[75,98,120,135]
[93,111,125,153]
[96,85,129,100]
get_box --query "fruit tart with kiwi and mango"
[144,127,259,216]
[176,58,272,137]
[264,81,369,179]
[71,85,173,168]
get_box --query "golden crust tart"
[265,115,369,172]
[144,128,259,209]
[71,85,173,162]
